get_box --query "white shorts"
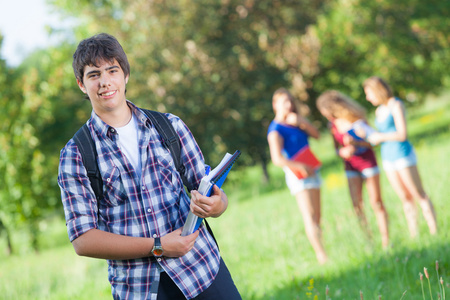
[382,150,417,172]
[284,167,322,195]
[345,166,380,179]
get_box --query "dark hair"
[72,33,130,84]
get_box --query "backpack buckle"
[164,135,178,148]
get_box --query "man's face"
[77,59,129,114]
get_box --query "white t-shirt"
[116,113,142,178]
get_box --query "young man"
[58,33,241,300]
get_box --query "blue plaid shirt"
[58,102,220,299]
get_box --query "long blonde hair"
[316,90,366,122]
[363,76,393,104]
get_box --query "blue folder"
[181,150,241,236]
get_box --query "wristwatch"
[152,237,164,258]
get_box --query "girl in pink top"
[317,90,389,248]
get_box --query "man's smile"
[100,90,117,97]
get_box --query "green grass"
[1,94,449,299]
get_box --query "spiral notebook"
[181,150,241,236]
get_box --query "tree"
[0,38,86,252]
[0,35,15,254]
[50,0,329,180]
[311,0,450,115]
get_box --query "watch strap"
[152,237,163,257]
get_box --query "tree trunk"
[30,224,40,254]
[259,154,270,184]
[0,219,13,255]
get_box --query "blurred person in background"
[316,90,389,249]
[363,76,437,237]
[267,88,328,264]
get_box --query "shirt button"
[142,186,146,191]
[109,128,116,133]
[157,258,162,262]
[147,208,152,213]
[153,234,157,238]
[106,178,111,183]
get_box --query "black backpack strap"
[73,111,219,248]
[141,109,196,192]
[142,109,218,248]
[73,124,103,201]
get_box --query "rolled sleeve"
[58,140,98,242]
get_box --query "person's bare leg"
[296,188,328,264]
[347,176,373,240]
[385,170,418,237]
[365,174,389,248]
[398,165,437,234]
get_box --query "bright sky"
[0,0,63,66]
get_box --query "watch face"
[153,247,163,257]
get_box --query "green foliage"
[312,0,450,116]
[1,0,450,257]
[49,0,331,167]
[1,94,449,299]
[0,41,88,252]
[46,0,450,166]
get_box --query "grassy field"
[1,93,449,299]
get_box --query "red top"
[330,122,378,172]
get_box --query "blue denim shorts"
[284,167,322,195]
[382,150,417,172]
[345,166,380,179]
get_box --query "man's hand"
[190,185,228,219]
[160,228,199,257]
